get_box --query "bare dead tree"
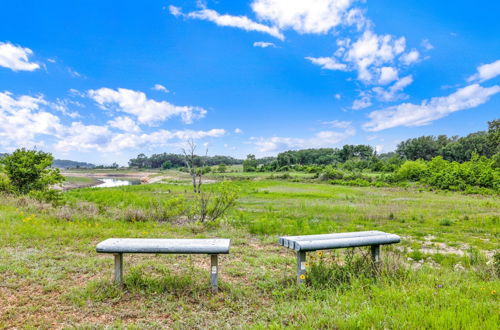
[182,139,208,193]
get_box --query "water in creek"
[94,178,141,188]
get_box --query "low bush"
[188,181,239,223]
[319,166,344,181]
[395,159,428,181]
[0,172,12,193]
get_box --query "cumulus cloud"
[378,67,399,85]
[108,116,141,133]
[400,49,420,65]
[88,87,207,125]
[172,6,284,40]
[50,98,82,118]
[234,128,243,134]
[372,75,413,101]
[0,92,62,148]
[0,90,225,153]
[421,39,434,51]
[351,91,372,110]
[0,41,40,71]
[251,0,354,34]
[344,30,406,82]
[251,125,355,153]
[168,5,182,17]
[305,56,348,71]
[467,59,500,83]
[253,41,276,48]
[55,127,226,153]
[152,84,169,92]
[363,84,500,131]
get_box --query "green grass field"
[0,176,498,328]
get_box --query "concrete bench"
[279,231,400,283]
[96,238,231,292]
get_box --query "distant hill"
[52,159,96,169]
[0,153,95,169]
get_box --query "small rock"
[454,263,465,271]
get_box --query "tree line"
[128,153,243,169]
[241,119,499,172]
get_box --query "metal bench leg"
[210,254,218,293]
[114,253,123,285]
[297,251,306,284]
[371,245,380,269]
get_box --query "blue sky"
[0,0,499,165]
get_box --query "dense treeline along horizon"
[127,119,499,170]
[128,153,243,169]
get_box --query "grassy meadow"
[0,172,499,328]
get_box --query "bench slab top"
[96,238,230,254]
[279,231,400,251]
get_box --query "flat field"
[0,177,498,328]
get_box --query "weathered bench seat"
[279,231,400,283]
[97,238,231,254]
[96,238,230,292]
[279,231,400,251]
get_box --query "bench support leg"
[296,251,306,284]
[114,253,123,285]
[210,254,218,293]
[371,245,380,269]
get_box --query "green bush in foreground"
[0,148,64,201]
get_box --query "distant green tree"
[161,160,172,170]
[243,154,258,172]
[0,148,64,194]
[396,136,446,161]
[488,119,500,154]
[217,163,227,173]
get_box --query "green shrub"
[28,189,64,206]
[439,219,453,226]
[396,160,428,181]
[0,172,12,192]
[319,166,344,181]
[0,148,64,194]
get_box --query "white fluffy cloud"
[308,28,409,86]
[0,42,40,72]
[378,67,399,85]
[351,92,372,110]
[173,6,284,40]
[234,128,243,134]
[0,92,62,148]
[305,56,348,71]
[363,84,500,131]
[372,75,413,101]
[421,39,433,51]
[253,41,276,48]
[251,0,354,34]
[467,59,500,83]
[344,30,406,82]
[400,49,420,65]
[0,90,225,153]
[108,116,141,133]
[88,88,207,125]
[152,84,169,93]
[251,125,355,153]
[55,127,226,153]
